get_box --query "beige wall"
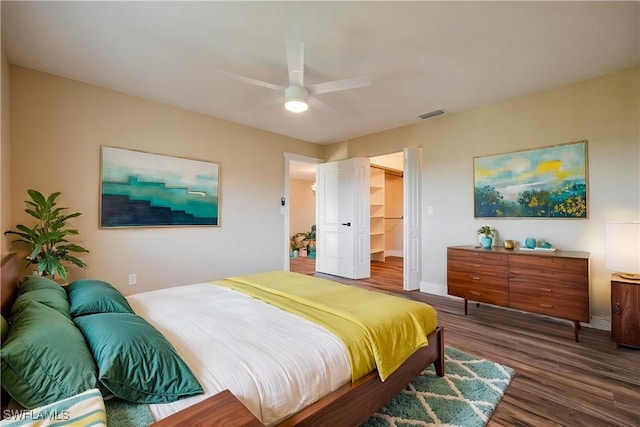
[1,46,11,256]
[330,66,640,327]
[289,178,316,236]
[8,66,322,294]
[7,63,639,326]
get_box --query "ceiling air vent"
[418,109,445,120]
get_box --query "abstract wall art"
[474,141,588,218]
[100,147,220,227]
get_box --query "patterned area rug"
[361,346,515,427]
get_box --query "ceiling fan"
[219,39,372,113]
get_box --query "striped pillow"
[1,388,106,427]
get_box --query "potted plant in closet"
[4,189,89,281]
[305,225,316,259]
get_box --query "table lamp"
[605,221,640,280]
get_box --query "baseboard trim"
[385,250,403,258]
[419,281,448,296]
[588,316,611,331]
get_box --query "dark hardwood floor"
[290,255,640,427]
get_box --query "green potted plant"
[305,224,317,259]
[4,189,89,280]
[477,225,494,249]
[290,238,299,259]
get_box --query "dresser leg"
[464,299,468,315]
[574,321,580,342]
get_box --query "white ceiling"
[2,1,639,145]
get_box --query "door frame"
[283,149,422,288]
[283,152,322,271]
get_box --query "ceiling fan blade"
[310,75,372,95]
[286,38,304,87]
[217,70,283,91]
[308,96,333,112]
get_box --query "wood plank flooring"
[290,256,640,427]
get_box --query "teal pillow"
[0,300,99,409]
[67,279,134,317]
[74,313,203,404]
[0,315,8,344]
[15,275,70,317]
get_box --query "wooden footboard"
[276,326,444,427]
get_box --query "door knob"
[341,222,351,227]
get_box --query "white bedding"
[126,282,351,426]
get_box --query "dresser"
[610,274,640,348]
[447,246,590,341]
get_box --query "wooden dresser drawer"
[509,253,588,274]
[509,281,589,322]
[447,248,509,266]
[448,260,508,279]
[509,267,588,290]
[448,283,508,306]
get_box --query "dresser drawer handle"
[539,303,554,308]
[471,263,481,268]
[470,291,482,296]
[470,276,481,281]
[539,288,552,292]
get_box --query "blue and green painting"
[101,147,219,227]
[474,141,587,218]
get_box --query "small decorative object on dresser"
[524,237,536,249]
[477,226,494,249]
[447,246,590,341]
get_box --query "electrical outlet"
[128,274,137,286]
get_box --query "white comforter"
[126,283,351,425]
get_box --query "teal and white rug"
[362,346,515,427]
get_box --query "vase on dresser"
[480,236,493,249]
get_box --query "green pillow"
[13,275,71,318]
[67,279,134,317]
[13,289,71,319]
[20,275,62,293]
[74,313,203,404]
[1,300,99,408]
[0,315,8,344]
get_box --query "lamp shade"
[605,221,640,279]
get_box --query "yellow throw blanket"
[212,271,437,382]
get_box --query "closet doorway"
[369,152,404,291]
[285,148,421,292]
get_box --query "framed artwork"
[474,141,588,218]
[100,146,220,227]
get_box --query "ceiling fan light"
[285,99,308,113]
[284,86,309,113]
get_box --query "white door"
[403,147,422,290]
[316,158,370,279]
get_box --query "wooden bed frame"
[0,253,445,426]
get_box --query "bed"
[0,253,444,426]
